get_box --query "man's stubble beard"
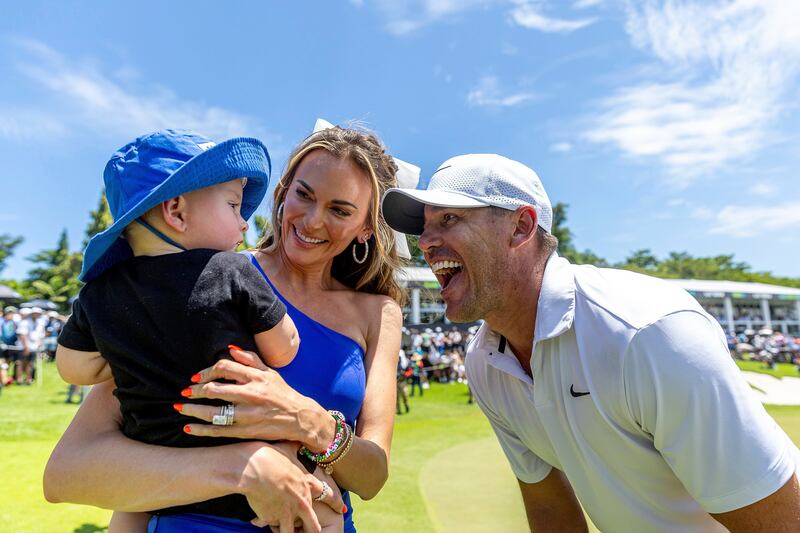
[444,254,505,324]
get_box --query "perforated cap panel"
[429,154,552,232]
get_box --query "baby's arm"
[56,344,112,385]
[254,314,299,368]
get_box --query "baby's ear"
[161,196,188,232]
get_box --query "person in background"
[0,306,20,387]
[16,307,46,385]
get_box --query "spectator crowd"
[0,305,75,398]
[395,324,479,414]
[727,327,800,370]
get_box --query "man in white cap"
[382,154,799,531]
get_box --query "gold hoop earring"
[352,240,369,264]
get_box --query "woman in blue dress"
[44,126,405,533]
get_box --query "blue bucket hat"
[80,128,271,283]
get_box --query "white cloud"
[1,38,271,143]
[690,207,714,220]
[501,42,519,55]
[749,182,777,197]
[0,109,68,140]
[370,0,495,35]
[467,76,537,107]
[709,202,800,238]
[666,198,688,207]
[550,142,573,152]
[584,0,800,184]
[509,2,596,32]
[574,0,604,8]
[368,0,596,35]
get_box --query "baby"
[56,129,340,531]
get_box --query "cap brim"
[381,188,488,235]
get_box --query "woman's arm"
[181,296,403,500]
[44,380,338,530]
[324,296,401,499]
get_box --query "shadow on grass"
[74,524,107,533]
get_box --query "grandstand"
[398,267,800,334]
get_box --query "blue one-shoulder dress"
[149,252,366,532]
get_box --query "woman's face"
[281,149,373,266]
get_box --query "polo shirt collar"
[533,253,576,343]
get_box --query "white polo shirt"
[466,255,799,532]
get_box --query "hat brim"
[381,188,489,235]
[80,137,271,283]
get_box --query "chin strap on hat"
[135,218,187,251]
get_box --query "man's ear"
[509,206,537,249]
[160,196,188,233]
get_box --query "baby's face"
[182,179,249,251]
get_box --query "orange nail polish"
[180,388,193,397]
[173,403,183,412]
[342,505,348,513]
[228,344,243,351]
[190,373,202,383]
[183,425,191,433]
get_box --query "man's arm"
[518,469,588,533]
[624,311,799,529]
[711,473,799,532]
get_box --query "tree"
[253,215,270,244]
[25,229,82,310]
[551,202,607,266]
[618,249,659,273]
[550,202,573,252]
[0,234,24,276]
[82,191,113,249]
[405,235,427,266]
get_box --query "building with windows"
[398,267,800,334]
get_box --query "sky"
[1,0,799,280]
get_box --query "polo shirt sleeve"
[623,310,798,514]
[57,297,98,352]
[474,393,552,484]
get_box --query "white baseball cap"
[381,154,552,236]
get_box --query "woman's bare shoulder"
[356,293,402,341]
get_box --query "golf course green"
[1,361,798,532]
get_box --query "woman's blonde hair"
[259,126,407,306]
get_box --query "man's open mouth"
[431,260,464,291]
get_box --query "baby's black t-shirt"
[59,249,286,520]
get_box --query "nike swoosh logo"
[570,385,590,398]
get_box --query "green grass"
[735,359,800,379]
[2,362,799,532]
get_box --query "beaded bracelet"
[319,423,354,475]
[299,410,346,463]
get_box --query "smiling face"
[419,205,513,323]
[280,150,373,266]
[182,179,249,251]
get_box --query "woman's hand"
[178,347,337,452]
[237,441,343,532]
